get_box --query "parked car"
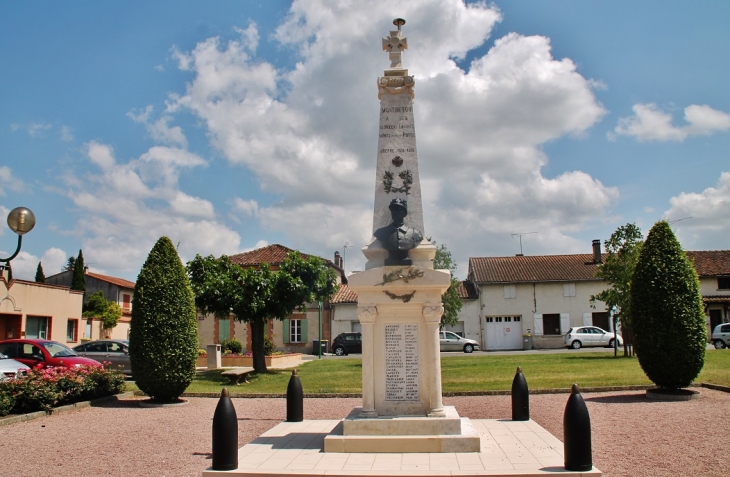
[73,339,131,375]
[0,352,30,381]
[0,339,102,369]
[565,326,623,349]
[440,331,480,353]
[712,323,730,349]
[332,332,362,356]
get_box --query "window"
[563,283,576,297]
[290,319,303,343]
[718,277,730,290]
[26,316,50,339]
[514,316,521,322]
[122,294,131,312]
[283,317,307,344]
[66,319,78,342]
[542,314,561,335]
[503,285,516,299]
[84,320,92,340]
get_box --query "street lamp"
[1,207,36,271]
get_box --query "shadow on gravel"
[90,397,149,409]
[584,393,654,404]
[192,452,212,459]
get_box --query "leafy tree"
[35,262,46,283]
[82,291,122,331]
[630,221,706,390]
[590,223,643,355]
[431,240,463,327]
[130,237,198,402]
[70,250,86,292]
[63,256,76,271]
[187,251,338,372]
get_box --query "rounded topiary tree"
[630,221,706,390]
[130,236,199,401]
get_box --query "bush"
[264,335,276,356]
[0,365,125,416]
[129,237,199,402]
[630,221,707,389]
[220,338,243,355]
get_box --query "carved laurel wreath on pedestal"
[382,169,413,194]
[383,290,416,303]
[378,267,424,286]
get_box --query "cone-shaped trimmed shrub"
[630,221,706,389]
[130,237,199,401]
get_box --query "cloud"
[56,140,240,276]
[665,172,730,250]
[60,125,74,142]
[231,197,260,218]
[2,247,68,281]
[10,123,53,137]
[613,103,730,142]
[0,166,25,196]
[165,0,613,271]
[128,105,188,147]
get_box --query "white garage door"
[485,316,523,350]
[444,321,465,337]
[352,322,362,333]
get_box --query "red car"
[0,339,102,369]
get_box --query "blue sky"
[1,0,729,282]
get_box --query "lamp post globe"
[7,207,36,235]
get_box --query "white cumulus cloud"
[614,103,730,142]
[665,172,730,250]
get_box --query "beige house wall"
[332,303,358,338]
[478,281,608,349]
[0,279,84,346]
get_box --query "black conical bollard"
[212,388,238,471]
[511,366,530,421]
[563,384,592,472]
[286,369,303,422]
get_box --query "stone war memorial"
[203,19,600,476]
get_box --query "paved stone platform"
[202,418,602,476]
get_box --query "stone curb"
[0,391,135,428]
[160,383,728,399]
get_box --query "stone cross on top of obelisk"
[364,18,434,269]
[382,18,408,72]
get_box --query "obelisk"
[323,20,479,452]
[363,18,434,269]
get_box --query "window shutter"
[533,314,543,335]
[301,319,308,343]
[283,319,290,344]
[583,313,592,326]
[560,313,570,334]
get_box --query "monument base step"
[202,418,602,476]
[342,405,464,436]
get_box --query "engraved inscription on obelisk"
[384,323,419,401]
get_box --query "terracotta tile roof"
[685,251,730,277]
[457,280,478,300]
[703,295,730,303]
[86,271,135,289]
[228,244,322,268]
[469,254,605,284]
[331,284,358,304]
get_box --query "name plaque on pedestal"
[384,323,419,401]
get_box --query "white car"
[439,331,480,353]
[565,326,623,350]
[0,352,30,381]
[712,322,730,349]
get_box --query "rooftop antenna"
[668,216,692,225]
[511,232,537,256]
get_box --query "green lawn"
[126,349,730,395]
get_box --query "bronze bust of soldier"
[373,198,424,265]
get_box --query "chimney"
[334,251,342,269]
[592,240,602,264]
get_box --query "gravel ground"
[1,388,728,477]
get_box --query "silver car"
[73,339,131,375]
[712,323,730,349]
[565,326,623,349]
[439,331,480,353]
[0,352,30,381]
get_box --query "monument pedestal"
[323,406,481,453]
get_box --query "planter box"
[197,353,302,369]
